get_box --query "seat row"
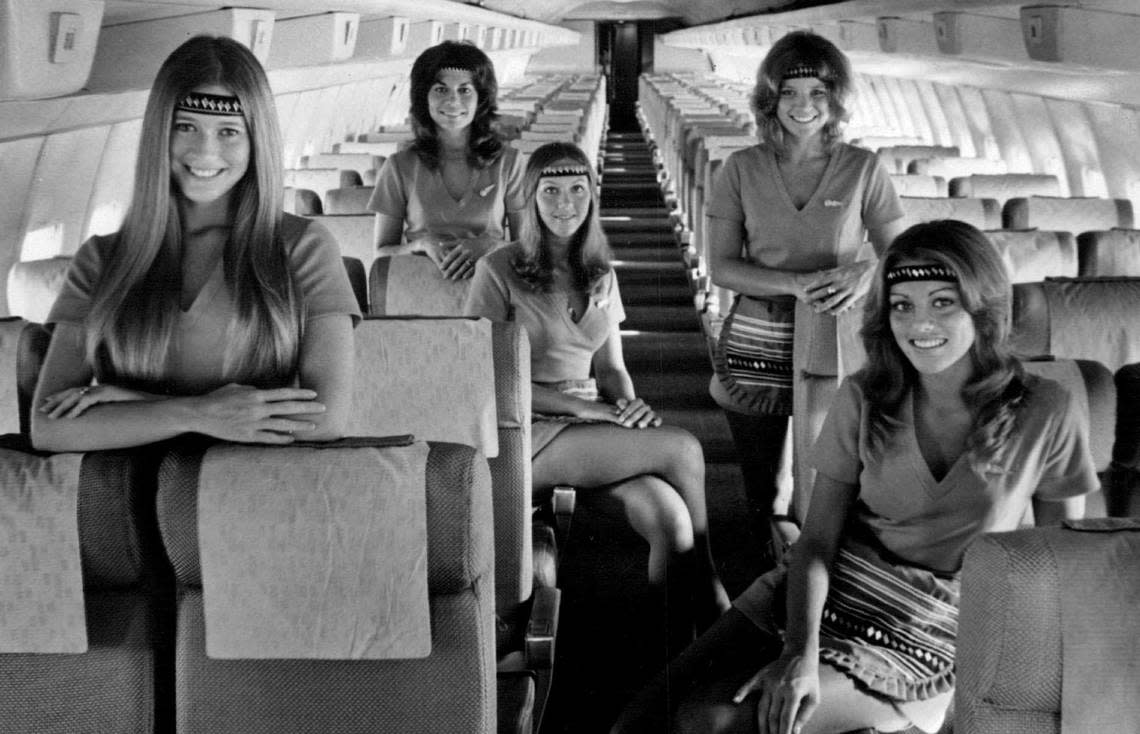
[0,308,561,734]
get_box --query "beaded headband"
[539,164,590,178]
[783,63,825,80]
[885,264,959,285]
[438,66,473,76]
[175,92,243,116]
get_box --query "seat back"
[282,187,322,216]
[877,144,960,174]
[324,186,375,215]
[369,253,470,317]
[898,196,1002,231]
[341,256,368,313]
[984,229,1077,283]
[1076,229,1140,277]
[155,440,496,734]
[1022,358,1115,471]
[349,316,532,614]
[307,214,377,271]
[1003,196,1134,232]
[0,316,28,435]
[949,173,1061,203]
[300,153,382,179]
[908,156,1008,178]
[283,169,362,201]
[890,173,946,197]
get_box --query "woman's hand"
[39,384,157,419]
[424,236,498,280]
[801,261,874,315]
[734,653,820,734]
[187,384,325,444]
[613,397,663,429]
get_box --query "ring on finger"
[827,286,836,295]
[79,386,92,396]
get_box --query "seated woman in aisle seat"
[464,141,731,633]
[369,40,525,280]
[32,35,360,452]
[613,220,1093,734]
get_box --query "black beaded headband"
[438,66,473,75]
[539,164,590,178]
[176,92,243,116]
[885,264,959,285]
[783,63,823,80]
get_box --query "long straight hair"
[511,142,611,293]
[86,36,299,389]
[857,220,1025,456]
[750,31,853,157]
[408,41,504,170]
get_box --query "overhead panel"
[407,19,445,54]
[837,20,879,54]
[934,11,1027,63]
[1022,5,1140,71]
[267,13,359,68]
[0,0,104,100]
[355,17,410,59]
[877,17,939,56]
[89,8,274,92]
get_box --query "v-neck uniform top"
[367,146,526,244]
[48,214,361,395]
[706,143,903,270]
[463,243,626,383]
[813,375,1098,574]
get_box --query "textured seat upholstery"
[949,173,1061,203]
[155,440,497,734]
[898,196,1002,231]
[1003,196,1134,232]
[957,520,1140,734]
[324,186,376,215]
[984,229,1077,283]
[0,439,176,734]
[1076,228,1140,276]
[307,213,378,270]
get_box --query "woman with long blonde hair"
[32,35,360,451]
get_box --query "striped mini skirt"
[712,294,795,416]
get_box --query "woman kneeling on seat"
[32,36,360,452]
[464,141,730,631]
[613,219,1095,734]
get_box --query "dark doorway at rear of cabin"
[598,19,683,131]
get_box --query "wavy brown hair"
[751,30,853,156]
[511,142,611,293]
[86,35,299,390]
[408,40,504,169]
[857,220,1026,457]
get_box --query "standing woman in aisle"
[465,142,730,629]
[706,31,905,550]
[32,35,360,452]
[369,40,525,279]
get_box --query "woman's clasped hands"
[576,396,662,429]
[421,235,499,280]
[793,260,875,315]
[733,652,821,734]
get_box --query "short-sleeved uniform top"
[706,143,903,270]
[463,243,626,384]
[47,214,362,395]
[367,146,526,244]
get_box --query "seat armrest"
[525,585,561,669]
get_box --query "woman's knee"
[657,426,705,476]
[619,476,695,551]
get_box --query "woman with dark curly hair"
[465,142,730,633]
[368,40,525,279]
[614,220,1094,734]
[706,31,906,551]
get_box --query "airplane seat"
[0,437,176,734]
[324,185,376,215]
[898,196,1002,231]
[347,316,560,732]
[949,173,1061,203]
[154,438,498,734]
[956,518,1140,734]
[984,230,1078,282]
[889,173,947,197]
[307,214,378,272]
[908,156,1008,179]
[1002,196,1135,233]
[299,153,382,180]
[341,256,367,313]
[8,256,71,322]
[283,187,322,216]
[1011,278,1140,373]
[283,169,363,205]
[1075,228,1140,276]
[877,144,960,174]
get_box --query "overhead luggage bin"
[0,0,104,100]
[1022,5,1140,71]
[354,16,410,59]
[266,12,359,68]
[934,11,1027,63]
[88,8,274,92]
[877,16,939,55]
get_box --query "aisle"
[540,122,764,734]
